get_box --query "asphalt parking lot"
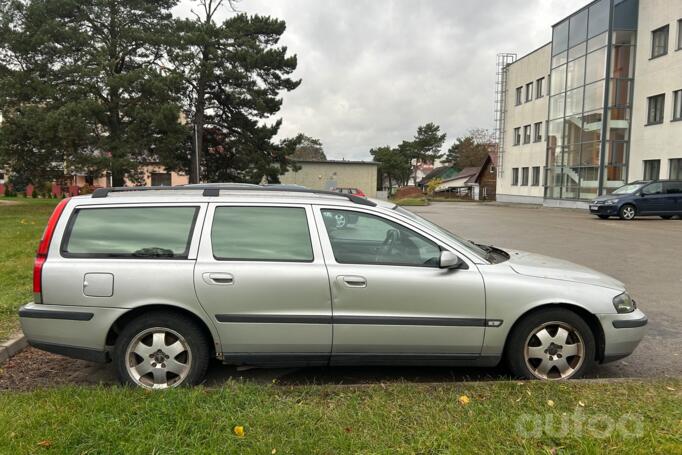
[1,202,680,389]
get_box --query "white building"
[496,0,682,207]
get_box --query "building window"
[533,122,542,142]
[647,94,665,125]
[516,87,523,106]
[151,172,172,186]
[651,25,669,59]
[521,167,529,186]
[536,78,544,99]
[512,168,519,185]
[678,19,682,50]
[643,160,660,180]
[673,89,682,121]
[671,159,682,180]
[525,82,533,102]
[531,167,541,186]
[513,127,521,145]
[523,125,531,144]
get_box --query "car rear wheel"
[114,312,210,389]
[506,308,596,380]
[619,204,636,220]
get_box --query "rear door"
[314,207,486,362]
[663,181,682,214]
[193,204,332,365]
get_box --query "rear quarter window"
[61,206,199,258]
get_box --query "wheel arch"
[503,303,605,363]
[105,304,219,358]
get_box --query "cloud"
[175,0,589,160]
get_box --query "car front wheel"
[114,312,210,389]
[619,204,636,220]
[506,308,596,380]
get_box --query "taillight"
[33,198,70,303]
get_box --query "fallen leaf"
[37,440,52,448]
[665,386,675,391]
[516,396,522,402]
[516,382,525,386]
[233,426,245,438]
[578,401,585,407]
[272,449,277,454]
[547,400,555,407]
[458,395,470,406]
[344,427,352,433]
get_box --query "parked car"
[589,180,682,220]
[20,186,646,389]
[333,187,366,198]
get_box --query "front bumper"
[597,309,648,363]
[19,302,127,363]
[589,204,619,216]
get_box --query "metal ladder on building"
[493,53,517,178]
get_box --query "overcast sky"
[175,0,590,161]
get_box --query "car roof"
[72,185,394,210]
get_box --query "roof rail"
[91,185,377,207]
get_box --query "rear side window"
[211,206,313,262]
[62,207,199,258]
[664,182,682,194]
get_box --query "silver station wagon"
[19,186,648,389]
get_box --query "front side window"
[62,206,198,258]
[211,206,313,261]
[647,94,665,125]
[642,182,664,195]
[651,25,669,58]
[321,209,440,267]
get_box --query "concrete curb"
[0,333,28,366]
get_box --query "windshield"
[393,206,490,259]
[612,183,646,194]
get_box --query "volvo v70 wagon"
[19,186,647,389]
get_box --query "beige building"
[497,44,551,204]
[496,0,682,206]
[280,160,379,197]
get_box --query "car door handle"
[340,275,367,288]
[202,272,234,285]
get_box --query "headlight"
[604,199,619,205]
[613,292,636,313]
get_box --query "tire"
[597,215,609,219]
[618,204,636,220]
[660,216,673,220]
[114,311,210,389]
[506,308,596,380]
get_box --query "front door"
[637,182,666,214]
[314,207,486,363]
[194,204,332,365]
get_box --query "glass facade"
[545,0,638,200]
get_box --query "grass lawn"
[0,198,59,341]
[0,380,680,453]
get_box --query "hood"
[504,249,625,291]
[592,193,624,203]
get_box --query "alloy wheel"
[523,321,585,380]
[621,206,636,220]
[125,327,192,389]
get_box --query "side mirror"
[439,251,464,269]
